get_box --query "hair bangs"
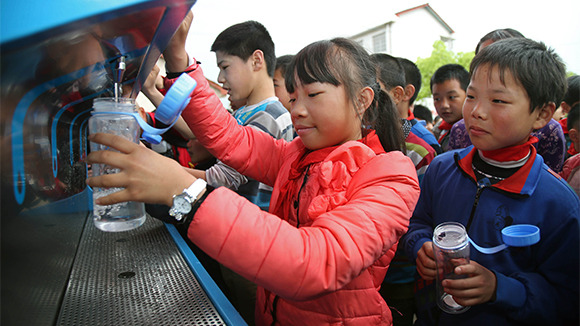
[286,40,341,93]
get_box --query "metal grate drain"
[57,216,226,325]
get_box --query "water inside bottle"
[93,186,145,232]
[89,97,145,232]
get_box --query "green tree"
[415,41,475,101]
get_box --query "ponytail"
[365,84,405,152]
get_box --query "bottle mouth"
[92,97,136,112]
[433,222,468,249]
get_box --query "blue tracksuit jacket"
[402,146,579,326]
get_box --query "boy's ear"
[533,102,556,130]
[250,50,265,72]
[569,127,579,144]
[403,84,416,102]
[561,102,571,115]
[390,86,406,105]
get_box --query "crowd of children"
[86,10,579,326]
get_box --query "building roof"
[396,3,454,34]
[349,2,454,40]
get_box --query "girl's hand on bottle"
[416,241,437,280]
[86,132,196,207]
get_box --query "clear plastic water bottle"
[432,222,470,314]
[88,98,146,232]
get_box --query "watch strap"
[176,188,211,226]
[184,178,207,200]
[169,179,207,222]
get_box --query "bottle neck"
[92,98,136,113]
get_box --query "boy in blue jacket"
[401,37,579,325]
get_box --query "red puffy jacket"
[181,64,420,325]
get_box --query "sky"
[184,0,580,83]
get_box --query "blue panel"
[1,0,152,44]
[1,0,206,324]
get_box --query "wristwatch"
[169,179,207,222]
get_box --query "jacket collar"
[454,146,543,195]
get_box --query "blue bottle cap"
[469,224,541,254]
[141,132,163,144]
[155,73,197,125]
[501,224,540,247]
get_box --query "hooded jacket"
[180,64,420,325]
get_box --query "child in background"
[87,37,420,325]
[560,103,580,196]
[371,53,435,326]
[474,28,525,54]
[399,57,442,154]
[430,64,469,152]
[195,21,294,209]
[402,38,579,325]
[273,54,295,112]
[554,75,579,121]
[557,75,580,157]
[371,53,436,182]
[203,20,294,324]
[413,104,434,132]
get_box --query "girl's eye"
[492,99,508,104]
[466,94,475,100]
[308,92,322,98]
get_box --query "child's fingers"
[450,258,469,267]
[416,244,437,280]
[442,261,497,305]
[443,279,490,306]
[86,171,125,190]
[86,148,128,168]
[94,188,132,206]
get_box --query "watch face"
[173,194,192,214]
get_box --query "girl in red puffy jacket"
[87,37,420,325]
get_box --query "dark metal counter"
[56,215,246,326]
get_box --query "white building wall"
[390,9,452,62]
[354,25,389,54]
[350,7,454,63]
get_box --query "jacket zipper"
[270,166,310,325]
[294,166,310,229]
[270,295,280,326]
[466,181,487,232]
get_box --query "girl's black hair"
[285,38,404,152]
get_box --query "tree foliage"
[415,41,475,101]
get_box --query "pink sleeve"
[188,153,420,301]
